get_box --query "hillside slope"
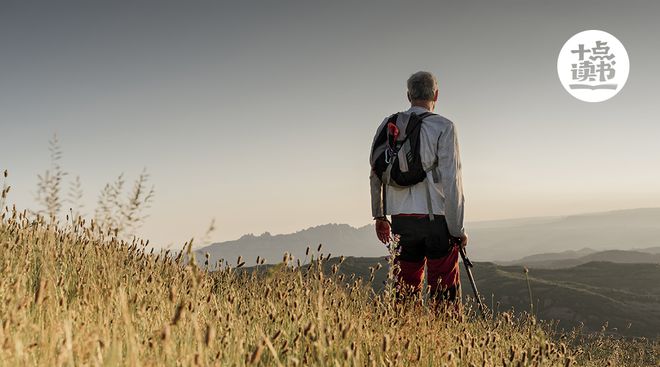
[315,257,660,339]
[7,210,656,365]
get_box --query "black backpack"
[371,111,434,187]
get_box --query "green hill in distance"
[502,249,660,269]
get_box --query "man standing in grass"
[369,71,467,303]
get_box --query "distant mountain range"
[196,208,660,266]
[195,223,387,267]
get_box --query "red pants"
[391,215,461,302]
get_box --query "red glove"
[375,218,391,244]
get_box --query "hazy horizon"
[200,207,660,251]
[193,206,660,269]
[215,206,660,241]
[3,0,660,248]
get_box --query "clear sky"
[2,0,660,248]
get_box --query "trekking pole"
[457,244,488,319]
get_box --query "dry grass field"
[0,206,657,366]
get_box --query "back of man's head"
[407,71,438,102]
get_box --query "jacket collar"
[407,105,431,114]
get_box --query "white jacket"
[369,106,465,237]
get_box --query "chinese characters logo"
[557,30,629,102]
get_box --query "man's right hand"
[458,232,469,248]
[375,218,391,244]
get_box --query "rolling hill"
[469,208,660,261]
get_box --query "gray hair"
[407,71,438,101]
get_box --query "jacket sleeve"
[437,120,465,237]
[370,170,384,218]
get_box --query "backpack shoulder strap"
[415,111,436,220]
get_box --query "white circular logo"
[557,30,629,102]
